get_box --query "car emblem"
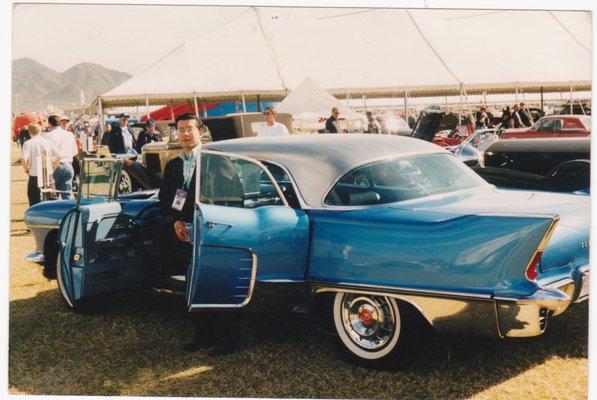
[581,241,590,249]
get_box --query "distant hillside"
[12,58,132,112]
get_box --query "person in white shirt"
[21,123,61,206]
[46,115,78,199]
[257,107,290,137]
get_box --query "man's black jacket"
[108,124,137,154]
[159,156,197,224]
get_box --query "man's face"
[513,105,519,111]
[333,110,340,119]
[59,120,69,129]
[264,110,275,123]
[177,119,202,150]
[119,117,128,127]
[148,125,156,133]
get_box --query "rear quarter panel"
[307,207,554,298]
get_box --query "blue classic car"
[24,134,589,363]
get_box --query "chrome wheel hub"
[341,294,396,351]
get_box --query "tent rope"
[252,7,287,90]
[548,11,590,54]
[406,10,461,84]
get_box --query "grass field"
[8,141,589,399]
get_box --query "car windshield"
[462,129,496,147]
[325,153,487,206]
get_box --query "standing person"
[21,123,61,206]
[107,113,136,154]
[509,104,525,128]
[46,115,78,199]
[325,107,341,133]
[475,106,491,129]
[364,111,381,133]
[135,119,162,153]
[257,107,290,137]
[100,123,113,146]
[519,102,534,127]
[17,126,31,147]
[159,113,241,354]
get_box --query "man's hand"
[174,220,190,242]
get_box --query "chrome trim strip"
[200,149,289,208]
[25,251,45,264]
[188,245,258,311]
[259,159,310,209]
[27,223,59,230]
[312,281,492,300]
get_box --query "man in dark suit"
[159,113,201,250]
[135,119,162,153]
[159,113,241,355]
[325,107,340,133]
[107,113,137,154]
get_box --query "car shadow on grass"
[8,286,588,398]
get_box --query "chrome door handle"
[207,221,235,229]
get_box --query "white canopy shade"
[276,77,361,120]
[100,7,591,107]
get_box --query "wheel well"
[42,230,59,279]
[313,290,434,333]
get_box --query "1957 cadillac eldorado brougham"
[24,135,589,363]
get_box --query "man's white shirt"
[121,125,134,152]
[257,122,290,137]
[45,127,78,163]
[21,136,61,186]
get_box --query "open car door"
[57,158,146,309]
[186,150,309,310]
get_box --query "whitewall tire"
[333,291,401,362]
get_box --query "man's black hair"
[48,115,60,127]
[175,113,202,127]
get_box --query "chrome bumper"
[26,251,45,264]
[314,270,589,339]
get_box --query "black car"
[473,137,590,193]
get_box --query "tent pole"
[515,85,519,103]
[169,101,175,121]
[98,97,104,148]
[363,93,367,112]
[242,92,247,113]
[458,83,463,124]
[540,86,544,113]
[257,94,262,112]
[145,95,150,120]
[193,95,199,118]
[569,82,573,114]
[202,98,207,118]
[403,89,407,117]
[482,91,487,106]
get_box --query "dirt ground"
[7,141,589,399]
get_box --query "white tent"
[276,77,361,120]
[100,7,591,108]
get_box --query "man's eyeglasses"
[177,126,197,134]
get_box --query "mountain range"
[12,58,131,112]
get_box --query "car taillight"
[525,251,542,281]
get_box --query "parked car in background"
[448,128,499,166]
[501,115,591,139]
[473,137,590,193]
[25,135,589,364]
[412,108,474,147]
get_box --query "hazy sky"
[12,3,260,74]
[12,1,594,77]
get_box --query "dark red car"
[501,115,591,139]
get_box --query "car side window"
[262,162,302,209]
[200,153,284,209]
[537,119,562,132]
